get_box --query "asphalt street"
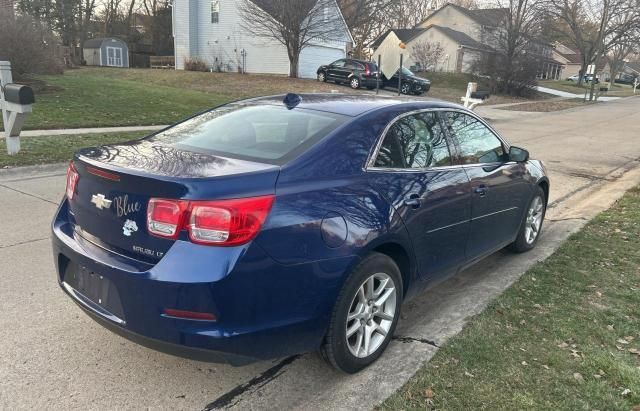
[1,97,639,410]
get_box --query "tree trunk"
[577,62,586,86]
[288,45,300,78]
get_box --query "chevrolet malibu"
[52,94,549,373]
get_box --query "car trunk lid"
[68,140,280,263]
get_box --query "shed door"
[106,47,123,67]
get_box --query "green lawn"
[0,132,144,168]
[1,69,224,131]
[0,67,551,134]
[540,79,637,97]
[382,186,640,410]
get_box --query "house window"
[211,0,219,23]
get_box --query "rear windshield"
[150,104,347,164]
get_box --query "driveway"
[1,97,640,410]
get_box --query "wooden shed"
[83,38,129,68]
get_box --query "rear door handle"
[474,185,488,196]
[404,193,422,208]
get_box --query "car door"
[327,59,347,81]
[367,110,472,281]
[442,110,532,261]
[346,60,362,80]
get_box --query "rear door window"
[373,111,452,169]
[151,104,347,164]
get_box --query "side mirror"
[509,146,529,162]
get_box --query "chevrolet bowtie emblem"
[91,194,113,210]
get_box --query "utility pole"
[397,54,403,96]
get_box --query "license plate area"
[64,264,126,323]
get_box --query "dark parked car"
[317,58,380,90]
[382,67,431,95]
[53,94,549,373]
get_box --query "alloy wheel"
[350,78,360,89]
[525,196,544,244]
[400,83,411,94]
[345,272,397,358]
[318,72,326,82]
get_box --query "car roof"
[348,58,376,65]
[242,94,465,117]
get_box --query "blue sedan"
[52,94,549,373]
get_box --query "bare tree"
[78,0,97,50]
[546,0,640,86]
[410,40,444,71]
[386,0,435,28]
[337,0,395,58]
[477,0,544,95]
[0,11,63,78]
[604,10,640,85]
[607,37,639,85]
[239,0,347,77]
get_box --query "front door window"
[374,111,452,169]
[444,111,507,164]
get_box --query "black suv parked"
[316,59,380,90]
[382,67,431,95]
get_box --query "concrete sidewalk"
[536,85,621,101]
[9,125,168,138]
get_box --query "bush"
[473,53,538,98]
[0,12,63,80]
[184,58,208,72]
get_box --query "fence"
[150,56,175,69]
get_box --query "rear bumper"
[52,200,357,364]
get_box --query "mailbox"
[3,84,35,105]
[471,91,490,100]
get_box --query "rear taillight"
[147,198,189,239]
[147,195,274,246]
[365,65,371,76]
[65,161,79,200]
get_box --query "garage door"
[298,45,345,79]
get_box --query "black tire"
[349,77,361,89]
[509,186,546,253]
[320,252,403,373]
[400,82,411,94]
[317,72,326,82]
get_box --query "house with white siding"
[171,0,353,78]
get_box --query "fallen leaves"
[573,372,584,383]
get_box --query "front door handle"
[474,185,488,196]
[404,193,422,208]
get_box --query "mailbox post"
[1,61,35,155]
